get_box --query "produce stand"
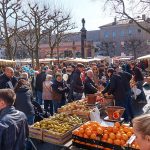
[29,93,139,150]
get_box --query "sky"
[47,0,115,32]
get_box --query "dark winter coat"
[102,73,126,101]
[15,85,35,116]
[35,72,46,92]
[71,69,84,93]
[0,106,28,150]
[84,77,98,95]
[0,73,17,89]
[51,80,69,100]
[132,67,144,82]
[118,71,132,92]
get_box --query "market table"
[30,138,72,150]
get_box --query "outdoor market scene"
[0,0,150,150]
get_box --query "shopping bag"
[132,86,141,99]
[90,107,102,123]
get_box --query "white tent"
[137,55,150,60]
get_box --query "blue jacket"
[0,106,28,150]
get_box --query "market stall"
[29,93,139,150]
[137,55,150,83]
[0,59,16,67]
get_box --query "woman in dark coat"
[14,79,35,125]
[51,74,69,113]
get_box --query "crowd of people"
[0,60,149,150]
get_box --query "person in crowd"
[67,65,76,102]
[31,71,39,97]
[71,63,85,100]
[35,68,46,105]
[42,74,53,116]
[14,79,35,125]
[52,74,69,113]
[102,68,126,108]
[0,89,28,150]
[116,66,134,122]
[20,72,29,80]
[130,62,147,103]
[84,70,98,95]
[132,114,150,150]
[0,67,17,89]
[92,65,100,86]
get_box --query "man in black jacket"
[0,89,28,150]
[71,63,85,100]
[84,70,98,95]
[116,67,134,122]
[0,67,17,89]
[35,68,46,105]
[102,68,126,107]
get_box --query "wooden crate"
[29,125,43,140]
[43,129,72,145]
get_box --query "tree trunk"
[35,45,39,69]
[50,48,54,58]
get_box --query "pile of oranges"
[72,121,140,150]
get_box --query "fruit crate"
[29,125,43,140]
[43,125,80,145]
[72,135,139,150]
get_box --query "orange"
[127,132,132,138]
[107,126,113,132]
[79,128,85,134]
[109,132,116,140]
[103,133,109,140]
[90,133,97,140]
[107,138,113,144]
[120,139,126,146]
[113,126,119,133]
[101,138,107,142]
[72,130,79,136]
[116,133,122,139]
[114,139,121,145]
[97,127,103,135]
[82,124,88,130]
[114,122,121,128]
[78,133,83,137]
[123,127,130,133]
[83,134,89,138]
[122,133,128,141]
[90,124,98,131]
[85,128,92,136]
[104,129,109,134]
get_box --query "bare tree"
[17,24,36,67]
[43,8,76,58]
[104,0,150,34]
[22,3,49,68]
[0,0,22,60]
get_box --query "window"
[120,31,124,37]
[104,32,109,38]
[112,31,116,38]
[128,29,132,35]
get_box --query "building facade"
[39,30,100,59]
[99,19,150,58]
